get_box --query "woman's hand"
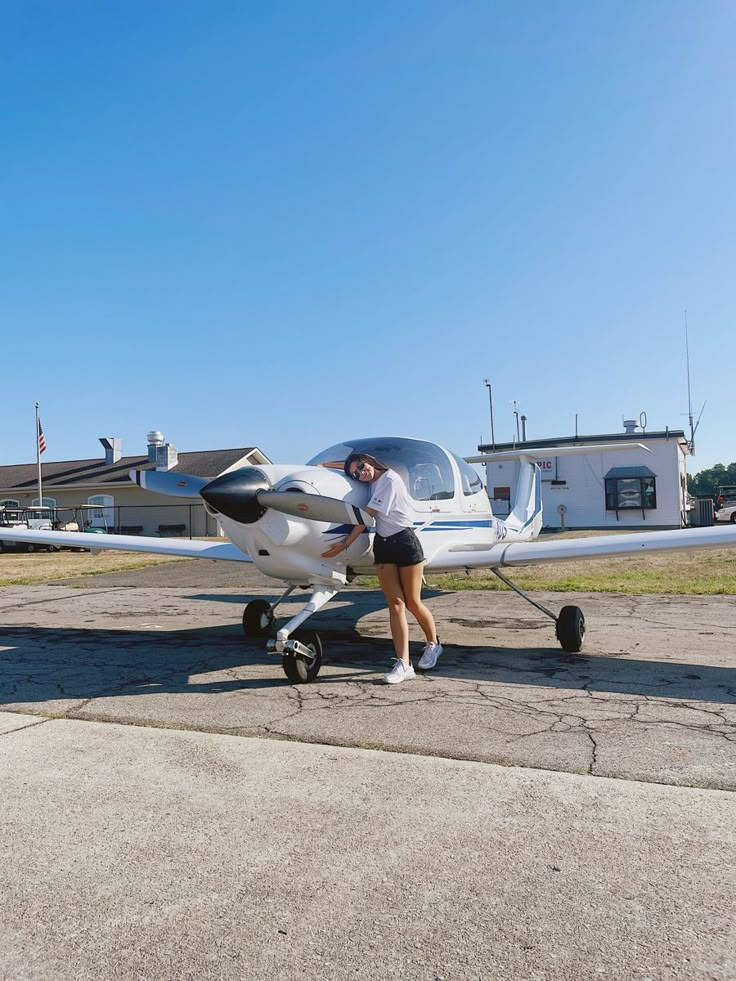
[321,541,347,559]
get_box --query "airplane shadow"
[1,609,735,707]
[185,586,448,608]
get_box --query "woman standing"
[321,452,442,684]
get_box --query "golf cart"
[0,506,52,553]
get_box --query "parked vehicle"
[0,507,52,553]
[0,505,105,553]
[24,506,55,530]
[715,501,736,524]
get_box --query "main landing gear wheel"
[282,631,323,684]
[242,599,274,637]
[556,605,586,653]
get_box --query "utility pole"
[483,379,496,450]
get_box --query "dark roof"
[478,431,688,452]
[0,448,260,492]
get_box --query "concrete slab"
[1,718,734,981]
[0,710,46,735]
[1,566,735,788]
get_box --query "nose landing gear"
[242,584,336,683]
[281,631,323,684]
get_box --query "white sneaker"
[418,641,443,671]
[383,659,416,684]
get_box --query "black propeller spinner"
[200,467,272,523]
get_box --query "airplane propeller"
[200,468,374,527]
[130,469,209,497]
[258,491,374,527]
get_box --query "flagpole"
[36,402,43,506]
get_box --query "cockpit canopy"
[307,437,476,502]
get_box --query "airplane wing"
[433,525,736,572]
[0,527,251,562]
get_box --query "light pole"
[484,379,495,450]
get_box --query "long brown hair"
[343,452,387,479]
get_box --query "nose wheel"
[281,631,323,684]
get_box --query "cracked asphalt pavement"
[1,561,735,980]
[2,562,735,788]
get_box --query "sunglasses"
[350,461,367,480]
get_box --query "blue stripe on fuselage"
[324,518,493,536]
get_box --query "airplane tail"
[504,455,543,541]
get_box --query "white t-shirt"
[367,469,414,537]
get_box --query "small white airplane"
[4,435,735,683]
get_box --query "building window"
[32,497,57,509]
[605,476,657,510]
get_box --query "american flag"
[38,418,47,455]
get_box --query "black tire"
[556,605,586,653]
[730,513,736,524]
[0,540,4,553]
[282,631,323,684]
[242,599,274,637]
[26,543,36,554]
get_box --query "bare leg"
[375,563,410,663]
[399,562,438,643]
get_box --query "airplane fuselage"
[213,437,532,586]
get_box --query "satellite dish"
[639,411,647,431]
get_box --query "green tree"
[688,461,736,498]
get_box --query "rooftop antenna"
[683,311,706,453]
[685,311,694,450]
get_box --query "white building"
[479,423,690,530]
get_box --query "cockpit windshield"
[308,437,455,501]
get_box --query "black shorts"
[373,527,425,567]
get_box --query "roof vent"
[622,419,639,435]
[99,437,122,465]
[147,431,164,463]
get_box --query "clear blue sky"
[2,1,734,474]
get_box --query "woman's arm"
[321,524,365,558]
[321,513,374,559]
